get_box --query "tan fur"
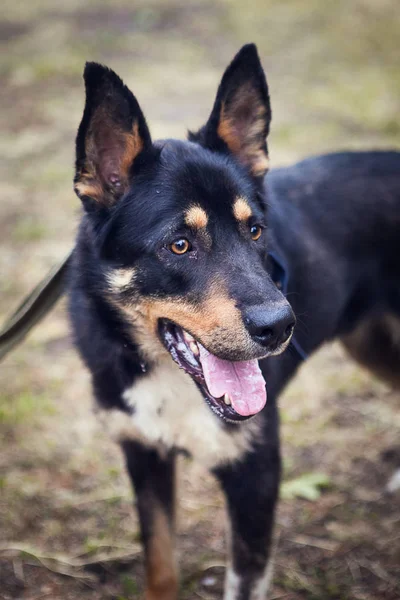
[184,205,208,229]
[145,507,178,600]
[76,120,143,205]
[111,276,291,365]
[108,273,257,363]
[218,112,241,154]
[342,313,400,388]
[249,154,270,178]
[135,280,256,362]
[122,121,143,174]
[233,197,252,222]
[217,83,269,177]
[98,358,262,469]
[74,179,103,202]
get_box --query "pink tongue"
[198,344,267,417]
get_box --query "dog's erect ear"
[189,44,271,178]
[74,63,151,210]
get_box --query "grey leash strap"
[0,253,72,361]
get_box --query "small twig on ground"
[12,557,25,584]
[23,559,96,585]
[0,542,140,584]
[357,558,398,588]
[276,564,320,597]
[54,492,130,508]
[288,534,339,552]
[347,557,362,582]
[74,542,140,559]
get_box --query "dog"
[68,43,400,600]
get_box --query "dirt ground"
[1,1,399,599]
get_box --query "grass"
[0,390,55,433]
[120,574,140,597]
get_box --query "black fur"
[68,42,400,599]
[189,43,271,178]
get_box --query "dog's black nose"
[244,304,295,349]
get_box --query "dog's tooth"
[183,331,194,343]
[190,341,199,356]
[224,393,231,406]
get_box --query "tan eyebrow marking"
[233,197,252,222]
[184,205,208,229]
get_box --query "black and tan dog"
[68,44,400,600]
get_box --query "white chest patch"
[99,358,262,469]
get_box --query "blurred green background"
[1,1,399,599]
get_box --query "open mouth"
[158,320,267,423]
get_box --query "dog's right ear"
[74,63,151,211]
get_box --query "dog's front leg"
[214,407,280,600]
[121,441,178,600]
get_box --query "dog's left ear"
[189,44,271,178]
[74,62,152,211]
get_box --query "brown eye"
[250,225,262,241]
[170,238,191,255]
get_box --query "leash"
[268,251,308,361]
[0,253,72,361]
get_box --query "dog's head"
[74,44,295,422]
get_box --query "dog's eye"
[250,225,262,241]
[170,238,192,255]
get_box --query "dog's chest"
[111,360,259,469]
